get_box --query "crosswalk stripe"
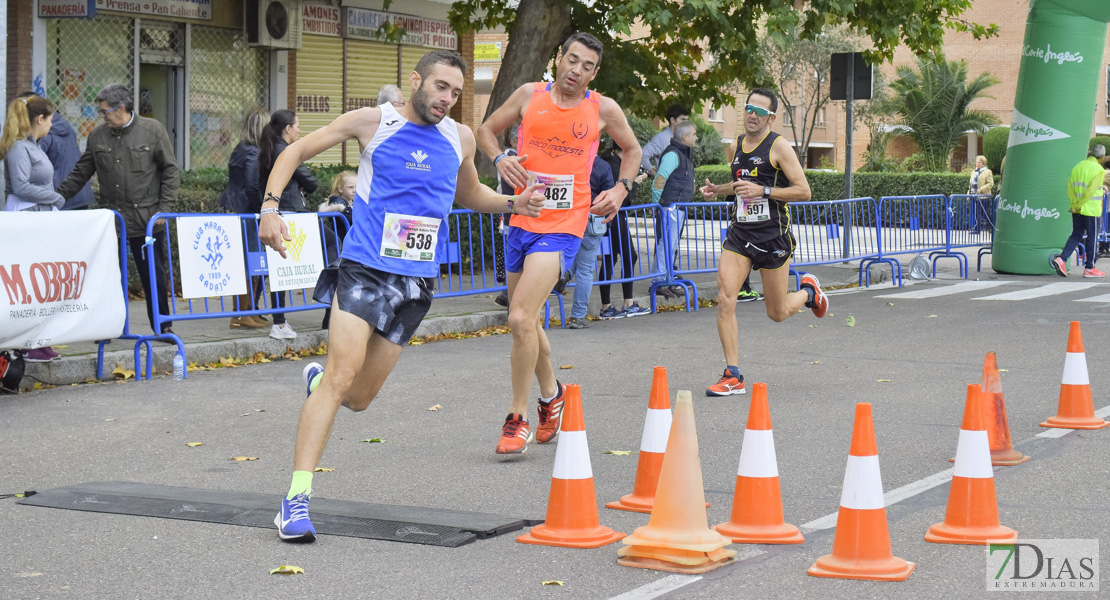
[1074,293,1110,303]
[875,280,1011,299]
[972,282,1103,301]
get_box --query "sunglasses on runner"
[744,104,775,118]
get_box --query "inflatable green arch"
[993,0,1110,274]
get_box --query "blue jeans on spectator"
[1061,212,1099,269]
[571,231,603,319]
[654,205,686,282]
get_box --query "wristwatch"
[618,178,633,192]
[763,186,772,199]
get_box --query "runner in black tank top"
[696,88,829,398]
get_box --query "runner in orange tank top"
[510,81,600,236]
[477,32,642,456]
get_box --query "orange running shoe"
[495,413,533,454]
[706,367,746,397]
[800,273,828,318]
[535,382,566,444]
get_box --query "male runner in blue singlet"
[699,88,827,397]
[259,50,546,542]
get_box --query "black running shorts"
[334,260,434,346]
[722,225,796,271]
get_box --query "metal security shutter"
[295,34,345,165]
[343,40,399,162]
[43,16,134,152]
[401,45,432,81]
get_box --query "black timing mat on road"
[18,481,536,547]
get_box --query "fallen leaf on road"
[810,361,820,365]
[887,302,895,306]
[112,363,135,380]
[604,450,631,456]
[361,438,385,443]
[999,369,1008,372]
[185,442,203,447]
[314,467,335,472]
[559,365,573,370]
[428,404,442,411]
[928,315,938,318]
[269,565,304,575]
[32,382,55,390]
[541,580,565,586]
[876,379,891,383]
[846,315,856,327]
[219,356,239,368]
[105,418,116,422]
[230,456,259,462]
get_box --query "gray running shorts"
[335,260,434,345]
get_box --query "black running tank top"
[730,131,791,242]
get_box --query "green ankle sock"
[286,471,314,500]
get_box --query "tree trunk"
[475,0,573,177]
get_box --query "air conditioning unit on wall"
[246,0,302,50]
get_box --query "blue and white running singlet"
[341,102,463,278]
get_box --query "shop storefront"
[34,0,271,170]
[293,4,456,165]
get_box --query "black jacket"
[220,142,261,213]
[259,140,318,213]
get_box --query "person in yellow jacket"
[1051,145,1108,277]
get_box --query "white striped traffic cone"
[808,402,915,581]
[607,366,674,513]
[712,382,803,544]
[926,384,1018,544]
[517,384,624,548]
[1041,321,1109,429]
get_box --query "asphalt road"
[3,266,1109,599]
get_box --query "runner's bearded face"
[554,43,600,97]
[744,94,775,137]
[411,64,463,125]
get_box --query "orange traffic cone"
[1041,322,1109,430]
[950,353,1029,465]
[618,390,736,574]
[808,402,915,581]
[712,383,803,544]
[517,384,624,548]
[926,384,1018,545]
[607,366,681,514]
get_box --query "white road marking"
[1036,404,1110,437]
[973,282,1102,301]
[800,468,956,533]
[607,575,702,600]
[875,280,1011,299]
[1074,293,1110,303]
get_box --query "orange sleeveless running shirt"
[512,82,601,237]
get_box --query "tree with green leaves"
[449,0,996,124]
[757,26,857,167]
[890,56,1000,172]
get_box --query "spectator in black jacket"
[258,110,318,339]
[221,106,270,330]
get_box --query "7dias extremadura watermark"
[988,539,1099,592]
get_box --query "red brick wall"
[7,0,34,104]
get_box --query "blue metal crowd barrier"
[788,197,883,287]
[92,210,137,380]
[137,212,349,379]
[572,203,676,312]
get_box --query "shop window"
[42,16,135,151]
[189,27,271,169]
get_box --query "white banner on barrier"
[176,216,248,299]
[265,213,324,292]
[0,210,126,349]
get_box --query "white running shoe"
[270,323,297,339]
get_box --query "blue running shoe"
[303,362,323,398]
[622,302,651,317]
[599,305,626,320]
[275,492,316,542]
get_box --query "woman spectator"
[597,141,650,318]
[2,95,65,362]
[221,107,270,330]
[257,110,318,340]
